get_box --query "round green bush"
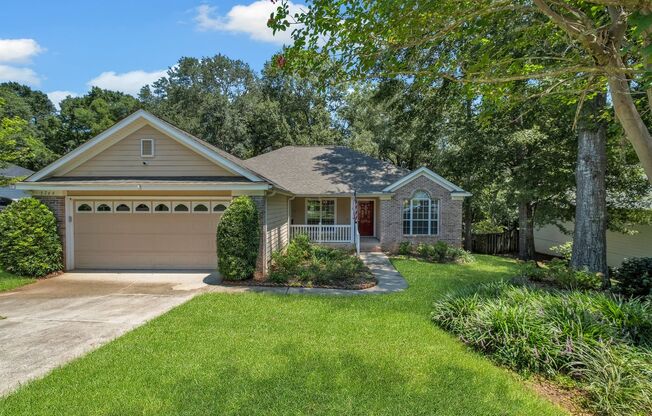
[216,196,260,280]
[614,257,652,298]
[0,197,63,277]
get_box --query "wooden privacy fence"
[471,229,519,254]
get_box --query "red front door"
[357,201,374,236]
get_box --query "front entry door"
[357,201,374,236]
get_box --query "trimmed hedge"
[0,198,63,277]
[216,196,259,280]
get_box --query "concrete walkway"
[207,252,408,296]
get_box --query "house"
[535,223,652,267]
[17,110,470,276]
[0,164,34,210]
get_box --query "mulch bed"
[220,277,377,290]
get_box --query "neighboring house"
[535,223,652,267]
[0,164,34,210]
[17,110,470,275]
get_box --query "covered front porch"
[289,196,380,244]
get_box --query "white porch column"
[350,194,355,243]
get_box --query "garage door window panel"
[173,202,190,213]
[95,201,113,213]
[115,202,132,213]
[211,201,229,213]
[76,202,93,213]
[192,202,210,213]
[134,202,152,213]
[154,202,171,213]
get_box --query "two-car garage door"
[73,200,228,270]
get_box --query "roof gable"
[27,110,263,182]
[382,167,471,196]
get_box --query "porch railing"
[290,224,352,243]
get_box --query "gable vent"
[141,138,154,158]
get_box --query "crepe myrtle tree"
[268,0,652,278]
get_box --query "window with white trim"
[115,202,132,213]
[211,202,229,213]
[173,202,190,212]
[76,202,93,213]
[192,202,209,213]
[140,138,154,158]
[154,202,171,213]
[402,191,439,235]
[95,202,113,213]
[306,199,335,225]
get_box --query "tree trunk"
[608,71,652,184]
[571,93,609,285]
[518,201,534,261]
[463,200,473,250]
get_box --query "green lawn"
[0,255,566,415]
[0,269,34,293]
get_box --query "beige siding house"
[535,223,652,267]
[19,110,470,276]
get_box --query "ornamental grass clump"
[432,281,652,415]
[0,198,62,277]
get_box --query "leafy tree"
[55,87,141,154]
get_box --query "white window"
[141,138,154,158]
[192,202,210,213]
[153,202,171,213]
[403,191,439,235]
[306,199,336,225]
[211,201,229,213]
[114,202,132,213]
[173,202,190,213]
[133,201,151,213]
[94,201,113,213]
[76,201,93,213]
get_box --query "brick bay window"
[403,191,439,235]
[306,199,335,225]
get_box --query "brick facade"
[35,195,67,268]
[379,175,462,252]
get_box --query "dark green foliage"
[519,259,603,291]
[432,281,652,415]
[216,196,259,280]
[269,234,373,286]
[398,241,412,255]
[406,241,474,264]
[614,257,652,298]
[0,198,62,277]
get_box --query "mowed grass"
[0,255,566,415]
[0,269,34,293]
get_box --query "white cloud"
[0,64,40,85]
[0,39,44,64]
[194,1,303,45]
[47,90,79,109]
[87,69,167,96]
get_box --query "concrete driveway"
[0,271,215,396]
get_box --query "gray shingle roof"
[0,164,33,178]
[244,146,408,195]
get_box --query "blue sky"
[0,0,303,106]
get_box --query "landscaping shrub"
[613,257,652,298]
[216,196,259,280]
[432,281,652,415]
[398,241,412,255]
[269,236,373,286]
[518,259,603,291]
[403,241,474,264]
[0,197,62,277]
[550,241,573,263]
